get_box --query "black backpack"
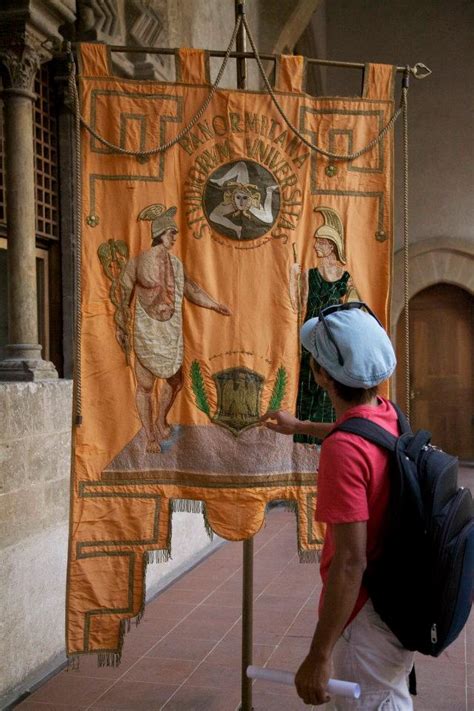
[329,402,474,657]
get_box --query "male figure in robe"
[117,204,231,453]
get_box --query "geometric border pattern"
[87,90,183,217]
[300,105,387,234]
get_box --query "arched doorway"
[396,283,473,460]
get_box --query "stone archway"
[391,238,474,456]
[391,237,474,333]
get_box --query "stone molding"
[75,0,169,80]
[391,237,474,332]
[77,0,120,42]
[0,1,76,56]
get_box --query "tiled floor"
[15,469,473,711]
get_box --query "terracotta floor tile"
[171,614,238,641]
[26,675,113,707]
[121,631,171,658]
[125,615,179,641]
[413,684,467,711]
[145,634,216,661]
[286,614,317,638]
[160,684,241,711]
[203,590,242,608]
[254,595,304,613]
[205,638,275,667]
[250,688,314,710]
[263,580,315,598]
[90,680,178,710]
[266,638,312,670]
[413,654,466,688]
[189,606,241,628]
[153,587,209,605]
[139,601,197,620]
[467,662,474,688]
[251,677,300,698]
[466,634,474,664]
[16,703,88,710]
[121,656,197,685]
[439,636,467,663]
[252,609,299,634]
[185,661,241,689]
[170,576,222,593]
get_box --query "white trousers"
[327,599,415,711]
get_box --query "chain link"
[242,14,405,162]
[69,53,83,425]
[402,75,410,421]
[67,16,242,158]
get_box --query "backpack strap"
[388,400,411,434]
[328,418,398,451]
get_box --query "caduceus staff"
[97,239,132,365]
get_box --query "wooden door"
[396,284,474,460]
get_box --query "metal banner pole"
[241,536,254,710]
[235,5,253,710]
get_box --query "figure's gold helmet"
[137,204,178,239]
[313,206,346,264]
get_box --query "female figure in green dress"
[290,206,359,444]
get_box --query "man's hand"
[260,410,300,435]
[295,653,331,706]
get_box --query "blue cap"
[300,308,396,388]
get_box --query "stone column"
[0,47,58,380]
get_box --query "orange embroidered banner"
[67,43,396,661]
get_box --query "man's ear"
[318,366,333,388]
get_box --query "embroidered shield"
[212,367,264,434]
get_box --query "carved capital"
[0,46,41,93]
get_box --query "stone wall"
[0,382,222,708]
[0,381,72,707]
[323,0,474,252]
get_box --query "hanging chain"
[241,14,405,162]
[66,16,242,158]
[66,9,412,164]
[69,51,83,425]
[402,69,410,421]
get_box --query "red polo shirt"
[316,397,399,624]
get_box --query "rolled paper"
[247,665,361,700]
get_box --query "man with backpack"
[262,302,414,708]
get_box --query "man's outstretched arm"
[260,410,333,439]
[295,521,367,706]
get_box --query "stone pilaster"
[0,45,58,380]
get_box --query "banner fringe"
[171,498,203,514]
[202,504,214,541]
[67,655,80,671]
[98,652,121,668]
[266,499,298,514]
[298,549,320,564]
[146,548,172,564]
